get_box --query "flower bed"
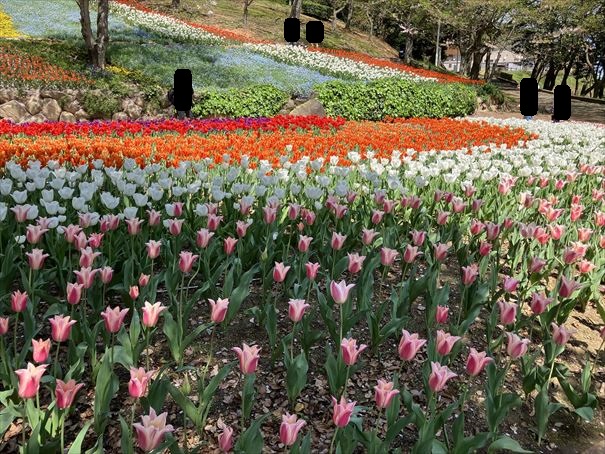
[0,118,603,453]
[0,117,534,169]
[0,5,23,38]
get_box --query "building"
[441,45,532,73]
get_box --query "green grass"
[508,69,585,92]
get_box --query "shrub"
[191,85,289,118]
[81,91,120,119]
[314,78,477,120]
[302,2,332,21]
[476,82,505,106]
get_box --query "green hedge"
[314,78,477,120]
[191,85,289,118]
[302,2,332,21]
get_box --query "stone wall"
[0,88,173,124]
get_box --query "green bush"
[303,2,332,21]
[314,78,477,120]
[191,85,289,118]
[476,82,505,105]
[81,91,120,119]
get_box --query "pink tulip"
[273,262,291,283]
[600,326,605,340]
[595,211,605,227]
[232,343,261,374]
[502,276,520,294]
[32,338,51,363]
[530,293,552,315]
[497,300,518,325]
[559,276,581,298]
[146,240,162,260]
[371,209,384,225]
[25,225,48,244]
[288,299,310,323]
[479,241,492,257]
[428,361,457,392]
[382,199,395,214]
[196,228,214,248]
[133,408,175,452]
[333,204,348,219]
[471,199,483,212]
[79,247,101,268]
[570,241,588,258]
[64,224,82,243]
[166,218,184,236]
[341,338,367,366]
[398,329,426,361]
[562,247,578,264]
[435,306,449,324]
[330,280,355,305]
[75,231,87,250]
[262,206,277,224]
[347,253,366,274]
[129,286,140,300]
[380,247,398,266]
[600,236,605,249]
[469,219,485,236]
[361,228,378,246]
[125,218,144,235]
[26,248,49,270]
[577,260,595,274]
[297,235,312,253]
[99,266,113,285]
[223,237,238,255]
[346,191,357,204]
[332,395,356,428]
[288,203,301,220]
[301,208,316,225]
[235,220,251,238]
[49,315,76,342]
[15,362,48,399]
[100,306,129,333]
[305,262,320,281]
[403,244,420,264]
[570,204,583,222]
[280,413,306,446]
[505,332,530,359]
[436,330,461,356]
[100,214,120,232]
[502,218,514,229]
[74,267,97,289]
[11,205,30,222]
[374,379,400,409]
[179,251,199,273]
[218,425,234,452]
[55,379,84,409]
[88,232,104,249]
[129,367,155,398]
[577,228,593,242]
[141,301,167,328]
[549,224,565,240]
[436,211,450,225]
[139,274,150,287]
[0,317,9,335]
[529,257,547,274]
[461,263,479,286]
[11,290,28,312]
[451,197,466,213]
[331,232,347,250]
[206,214,222,231]
[146,209,161,226]
[433,243,450,261]
[65,282,83,305]
[466,348,493,376]
[410,230,426,247]
[551,323,575,346]
[485,222,500,240]
[208,298,229,323]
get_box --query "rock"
[40,98,61,121]
[288,98,326,117]
[112,111,129,121]
[22,113,48,123]
[121,99,143,119]
[285,99,296,109]
[59,111,76,123]
[0,100,28,122]
[74,109,89,121]
[63,100,81,114]
[133,96,145,108]
[0,88,18,103]
[25,95,42,115]
[40,89,66,99]
[159,95,172,109]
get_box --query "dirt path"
[471,89,605,124]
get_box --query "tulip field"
[0,113,603,453]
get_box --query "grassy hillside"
[140,0,398,58]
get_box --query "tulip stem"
[290,322,296,362]
[144,328,151,371]
[374,407,382,439]
[60,411,65,454]
[54,341,61,378]
[328,427,339,454]
[341,366,350,399]
[339,303,343,346]
[200,324,215,387]
[13,312,19,363]
[22,418,26,449]
[110,332,115,366]
[130,401,137,448]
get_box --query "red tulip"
[428,361,457,392]
[577,260,595,274]
[15,362,48,399]
[465,348,493,376]
[549,224,565,240]
[577,228,593,242]
[479,241,492,256]
[469,219,485,236]
[529,257,546,274]
[88,232,104,249]
[331,395,356,428]
[208,298,229,323]
[232,342,261,374]
[279,413,306,446]
[32,338,51,363]
[374,379,400,409]
[530,292,552,315]
[49,315,76,342]
[559,276,581,298]
[485,222,500,240]
[403,244,420,264]
[141,301,167,328]
[301,208,316,225]
[55,379,84,409]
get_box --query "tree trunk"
[488,48,504,80]
[365,9,374,39]
[543,59,557,90]
[172,0,180,7]
[77,0,109,70]
[243,1,251,26]
[560,52,576,86]
[290,0,302,18]
[331,3,346,32]
[483,50,491,80]
[531,57,544,80]
[404,35,413,64]
[469,50,486,80]
[345,0,353,29]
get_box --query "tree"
[345,0,354,29]
[327,0,347,31]
[172,0,180,7]
[76,0,110,70]
[290,0,303,18]
[243,0,254,25]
